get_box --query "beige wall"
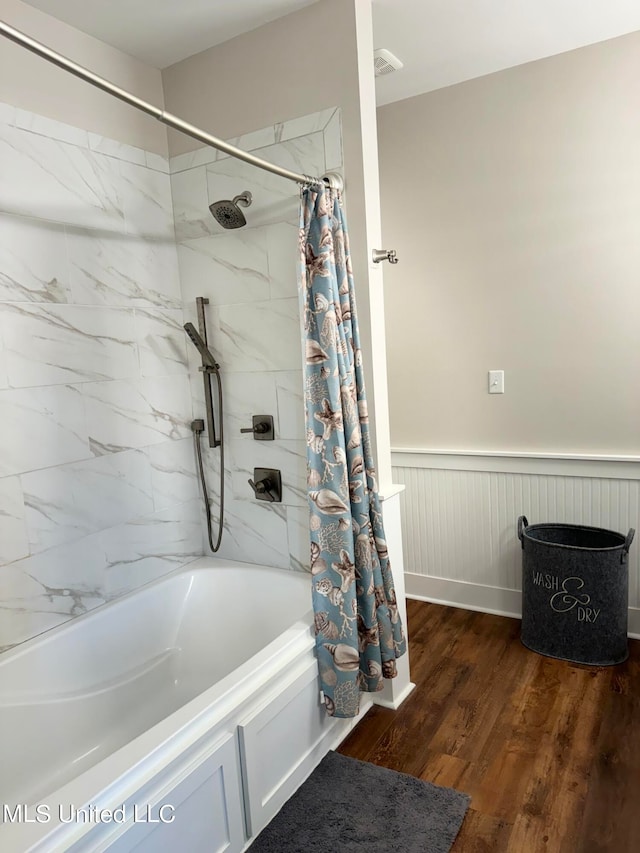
[163,0,396,488]
[378,31,640,455]
[1,0,168,155]
[162,0,357,157]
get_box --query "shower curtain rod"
[0,21,342,190]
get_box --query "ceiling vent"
[373,48,404,76]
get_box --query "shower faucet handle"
[248,468,282,503]
[240,415,274,440]
[248,478,270,497]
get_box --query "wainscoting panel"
[392,452,640,632]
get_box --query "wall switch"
[488,370,505,394]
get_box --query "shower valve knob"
[248,468,282,503]
[240,415,274,440]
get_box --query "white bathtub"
[0,558,368,853]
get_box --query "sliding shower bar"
[0,20,343,190]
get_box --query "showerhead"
[184,322,219,371]
[209,190,252,229]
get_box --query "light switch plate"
[488,370,505,394]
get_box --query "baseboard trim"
[405,572,640,639]
[372,680,416,710]
[406,572,522,619]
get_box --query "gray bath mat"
[247,750,470,853]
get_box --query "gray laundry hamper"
[518,516,635,666]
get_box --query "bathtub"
[0,558,369,853]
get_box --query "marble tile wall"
[172,108,343,573]
[0,103,343,651]
[0,106,200,651]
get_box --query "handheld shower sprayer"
[183,307,221,449]
[184,300,225,553]
[184,322,219,371]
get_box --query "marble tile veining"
[252,133,326,178]
[0,603,74,652]
[0,561,104,651]
[275,371,306,440]
[15,109,90,149]
[145,151,170,174]
[170,124,278,175]
[21,450,154,555]
[177,228,270,306]
[103,499,202,596]
[0,497,201,650]
[286,503,313,573]
[169,146,220,176]
[264,221,298,300]
[1,304,139,387]
[82,375,192,453]
[0,384,90,477]
[171,166,214,241]
[275,109,336,144]
[207,371,280,439]
[0,535,112,645]
[0,476,29,565]
[88,133,147,166]
[119,160,175,239]
[0,347,8,390]
[169,109,336,174]
[134,308,189,377]
[217,298,302,372]
[66,227,181,308]
[0,103,167,172]
[0,124,124,230]
[148,438,199,512]
[203,495,290,569]
[0,213,70,304]
[214,125,277,161]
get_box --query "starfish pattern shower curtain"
[298,184,406,718]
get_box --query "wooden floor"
[338,599,640,852]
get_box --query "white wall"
[378,31,640,455]
[0,0,168,155]
[394,451,640,634]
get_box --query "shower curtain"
[298,185,406,718]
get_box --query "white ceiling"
[373,0,640,106]
[21,0,640,104]
[21,0,320,68]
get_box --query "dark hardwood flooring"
[338,599,640,852]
